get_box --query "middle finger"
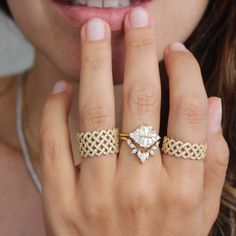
[119,7,162,170]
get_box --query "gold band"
[76,128,119,158]
[161,136,207,160]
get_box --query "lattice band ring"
[76,128,119,158]
[161,136,207,160]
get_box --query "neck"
[24,50,123,164]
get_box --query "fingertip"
[51,81,73,116]
[207,97,222,139]
[164,42,189,58]
[124,6,154,31]
[81,17,111,42]
[52,80,69,95]
[208,96,220,106]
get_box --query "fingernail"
[86,18,106,41]
[208,98,222,137]
[166,42,189,55]
[129,7,149,28]
[52,81,67,94]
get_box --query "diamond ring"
[119,125,161,163]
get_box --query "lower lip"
[51,0,152,31]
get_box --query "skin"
[0,0,229,235]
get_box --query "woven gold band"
[76,128,119,158]
[161,136,207,160]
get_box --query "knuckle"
[129,191,157,213]
[82,99,113,129]
[177,97,207,125]
[82,42,108,68]
[166,51,200,74]
[40,129,57,154]
[127,33,155,51]
[218,135,230,166]
[44,195,75,222]
[210,134,230,176]
[169,184,201,215]
[84,198,114,220]
[39,130,61,164]
[119,186,157,215]
[84,53,107,66]
[125,82,158,115]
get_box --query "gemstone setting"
[126,125,161,163]
[130,125,160,148]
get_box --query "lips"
[50,0,153,31]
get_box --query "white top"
[0,10,34,77]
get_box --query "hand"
[40,7,229,236]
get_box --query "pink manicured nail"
[208,98,222,137]
[129,7,149,28]
[166,42,189,54]
[86,18,106,41]
[52,81,67,94]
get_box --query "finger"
[203,97,229,232]
[119,7,162,169]
[162,42,208,183]
[78,18,116,187]
[40,81,76,199]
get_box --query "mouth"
[51,0,153,31]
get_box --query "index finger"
[78,18,117,186]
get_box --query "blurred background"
[0,10,34,77]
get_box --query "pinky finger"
[203,97,229,233]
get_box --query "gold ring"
[119,125,161,163]
[161,136,207,160]
[76,128,119,158]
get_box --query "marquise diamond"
[137,151,150,163]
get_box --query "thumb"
[40,80,76,196]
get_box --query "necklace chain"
[16,71,42,194]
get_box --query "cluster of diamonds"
[127,125,161,163]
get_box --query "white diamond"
[137,151,149,163]
[151,145,158,151]
[128,143,136,149]
[127,139,132,144]
[149,150,155,156]
[131,149,138,154]
[130,125,160,148]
